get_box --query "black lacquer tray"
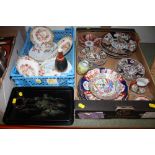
[3,87,74,125]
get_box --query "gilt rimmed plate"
[57,36,73,55]
[117,58,145,80]
[78,68,128,100]
[16,56,40,77]
[28,42,58,62]
[30,26,54,45]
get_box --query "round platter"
[28,42,58,62]
[102,32,137,58]
[78,68,128,100]
[16,56,40,77]
[57,36,73,55]
[117,58,145,80]
[30,26,54,45]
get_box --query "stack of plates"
[29,27,73,63]
[102,32,137,58]
[78,68,128,100]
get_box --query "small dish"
[16,56,40,77]
[136,77,150,87]
[130,77,150,94]
[57,36,73,55]
[30,26,54,45]
[29,42,58,62]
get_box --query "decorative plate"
[30,27,54,45]
[29,42,58,62]
[78,33,102,48]
[78,68,128,100]
[57,36,73,55]
[39,58,72,76]
[78,46,107,66]
[117,58,145,80]
[102,32,137,58]
[16,56,40,77]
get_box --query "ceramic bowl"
[16,56,40,77]
[78,68,128,100]
[136,78,150,87]
[89,74,125,100]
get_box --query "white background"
[0,0,155,155]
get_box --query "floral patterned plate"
[30,27,54,45]
[39,58,72,76]
[16,56,40,77]
[117,58,145,80]
[57,36,73,55]
[29,42,58,62]
[78,68,128,100]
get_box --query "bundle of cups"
[16,27,73,77]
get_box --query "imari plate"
[117,58,145,80]
[78,68,128,100]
